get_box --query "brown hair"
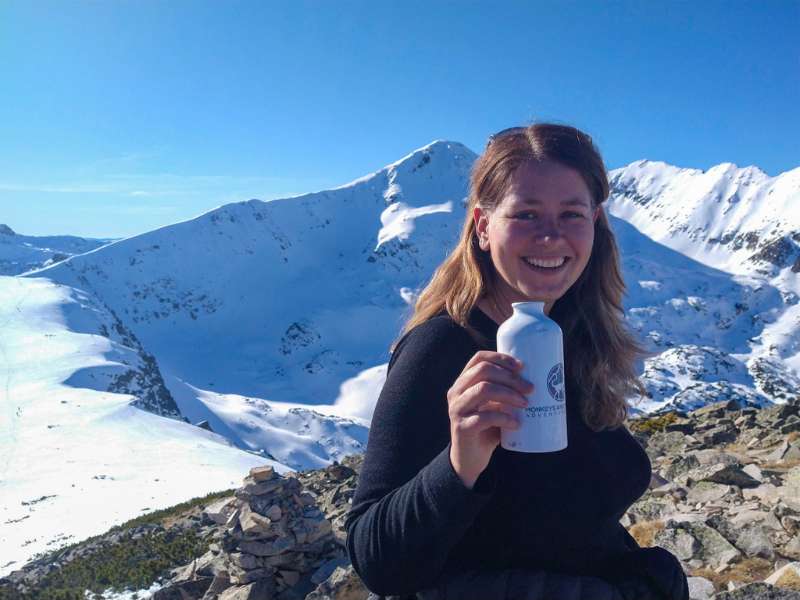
[391,123,652,431]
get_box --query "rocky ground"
[3,398,800,599]
[623,399,800,599]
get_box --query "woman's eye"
[515,212,584,220]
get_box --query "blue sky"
[1,1,798,238]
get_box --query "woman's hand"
[447,351,534,489]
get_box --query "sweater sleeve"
[344,318,499,597]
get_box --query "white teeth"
[524,257,567,268]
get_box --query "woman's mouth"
[522,256,571,273]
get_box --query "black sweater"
[345,307,657,597]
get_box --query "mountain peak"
[611,160,694,183]
[0,224,16,236]
[385,140,476,171]
[705,162,739,175]
[332,140,476,193]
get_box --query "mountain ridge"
[0,224,111,276]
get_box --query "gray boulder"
[687,576,715,600]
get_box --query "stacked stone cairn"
[156,465,353,600]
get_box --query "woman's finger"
[460,351,521,379]
[455,410,520,434]
[460,360,534,399]
[450,354,530,402]
[452,380,529,417]
[476,399,518,416]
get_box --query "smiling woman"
[345,123,689,600]
[474,160,599,317]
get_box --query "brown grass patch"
[787,431,800,443]
[161,504,204,529]
[724,558,774,585]
[629,413,680,435]
[690,558,774,592]
[627,520,665,548]
[761,457,800,472]
[775,568,800,591]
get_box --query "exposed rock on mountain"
[65,288,181,419]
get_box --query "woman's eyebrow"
[518,197,591,208]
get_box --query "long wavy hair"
[392,123,651,431]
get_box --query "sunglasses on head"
[486,126,527,148]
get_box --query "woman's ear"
[473,206,490,251]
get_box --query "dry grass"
[724,432,799,456]
[627,520,665,548]
[761,457,800,472]
[690,557,775,592]
[629,413,681,435]
[775,568,800,591]
[690,558,775,592]
[724,557,775,583]
[161,504,204,529]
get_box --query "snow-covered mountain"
[608,160,800,275]
[32,149,800,419]
[608,215,799,414]
[2,143,798,575]
[0,224,111,275]
[607,160,800,378]
[31,142,474,407]
[1,141,474,571]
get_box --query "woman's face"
[473,160,599,315]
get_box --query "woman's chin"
[517,287,565,304]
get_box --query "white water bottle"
[498,301,567,453]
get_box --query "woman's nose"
[532,218,561,242]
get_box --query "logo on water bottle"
[547,363,565,402]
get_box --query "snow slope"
[0,276,275,574]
